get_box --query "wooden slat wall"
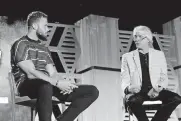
[45,23,81,82]
[163,17,181,118]
[118,30,175,58]
[118,30,133,57]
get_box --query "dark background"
[1,0,180,34]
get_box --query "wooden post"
[75,14,123,121]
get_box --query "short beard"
[36,31,47,41]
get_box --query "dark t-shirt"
[11,36,54,89]
[139,52,152,93]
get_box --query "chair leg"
[11,102,16,121]
[31,107,36,121]
[53,104,62,119]
[129,113,136,121]
[129,113,131,121]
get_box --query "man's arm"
[18,60,78,94]
[45,63,78,94]
[148,51,168,97]
[121,54,131,96]
[18,60,57,86]
[45,63,66,81]
[13,40,56,84]
[44,47,65,80]
[157,51,169,92]
[46,64,56,76]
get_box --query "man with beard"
[11,11,99,121]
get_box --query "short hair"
[133,25,153,43]
[27,11,48,29]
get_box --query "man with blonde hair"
[121,25,181,121]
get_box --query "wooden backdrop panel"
[75,15,120,72]
[81,70,122,121]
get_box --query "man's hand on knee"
[128,85,141,94]
[148,88,159,98]
[57,80,78,95]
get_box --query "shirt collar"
[25,36,41,44]
[139,52,149,56]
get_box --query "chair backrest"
[8,72,19,97]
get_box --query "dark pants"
[126,90,181,121]
[19,79,99,121]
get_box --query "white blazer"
[120,48,168,98]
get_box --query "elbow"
[27,74,36,79]
[27,68,37,77]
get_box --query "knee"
[39,82,53,95]
[173,94,181,103]
[88,85,99,100]
[127,95,143,105]
[42,82,53,89]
